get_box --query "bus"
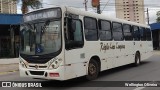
[19,6,153,80]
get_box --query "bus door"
[64,17,86,78]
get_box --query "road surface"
[0,54,160,90]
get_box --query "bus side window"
[65,18,84,50]
[146,28,152,41]
[98,20,112,41]
[139,27,146,41]
[133,26,140,41]
[112,22,123,41]
[123,24,133,41]
[84,17,98,41]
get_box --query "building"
[0,0,22,58]
[0,14,22,58]
[115,0,145,24]
[150,23,160,50]
[0,0,17,14]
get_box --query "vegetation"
[156,11,160,22]
[14,0,42,14]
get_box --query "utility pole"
[146,8,149,24]
[84,0,88,11]
[97,0,101,14]
[97,4,101,14]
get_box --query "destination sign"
[23,8,61,22]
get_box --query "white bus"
[19,6,153,80]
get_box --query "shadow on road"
[99,61,151,78]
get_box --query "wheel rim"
[89,63,97,75]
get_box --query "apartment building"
[0,0,17,14]
[115,0,145,24]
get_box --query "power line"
[101,0,111,12]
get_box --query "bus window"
[98,20,112,41]
[112,22,123,41]
[133,26,140,41]
[65,18,84,49]
[123,24,133,41]
[84,17,98,41]
[146,28,152,41]
[139,27,146,41]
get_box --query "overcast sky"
[18,0,160,24]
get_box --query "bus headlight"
[20,58,27,68]
[48,59,62,69]
[20,61,27,68]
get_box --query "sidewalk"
[153,50,160,55]
[0,58,19,65]
[0,58,19,75]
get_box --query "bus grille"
[29,65,47,69]
[30,71,44,76]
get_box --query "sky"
[17,0,160,24]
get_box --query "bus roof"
[26,6,150,28]
[65,6,150,28]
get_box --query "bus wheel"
[135,53,141,66]
[86,59,99,80]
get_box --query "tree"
[156,11,160,22]
[14,0,42,14]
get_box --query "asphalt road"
[0,54,160,90]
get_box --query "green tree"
[14,0,42,14]
[156,11,160,22]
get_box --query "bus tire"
[134,52,141,66]
[86,59,99,80]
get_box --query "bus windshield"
[20,20,61,55]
